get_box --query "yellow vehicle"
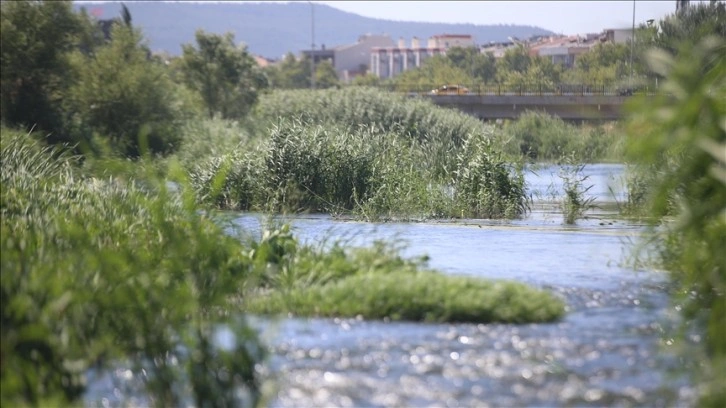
[430,85,470,95]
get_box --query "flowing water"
[86,164,698,407]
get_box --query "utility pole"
[630,0,636,89]
[309,1,316,90]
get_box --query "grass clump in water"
[240,229,565,324]
[246,272,565,323]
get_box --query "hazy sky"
[312,1,680,35]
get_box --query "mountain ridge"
[73,1,556,59]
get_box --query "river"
[86,164,697,407]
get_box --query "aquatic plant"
[242,233,565,324]
[253,86,489,177]
[557,154,597,224]
[246,271,565,324]
[454,130,528,219]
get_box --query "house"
[529,35,597,68]
[253,55,274,68]
[480,40,518,58]
[602,28,634,44]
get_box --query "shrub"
[497,111,625,163]
[1,128,264,406]
[625,36,726,405]
[67,25,184,157]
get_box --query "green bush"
[625,36,726,406]
[497,111,625,162]
[66,25,185,157]
[1,128,264,406]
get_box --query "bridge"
[422,94,629,121]
[399,84,656,121]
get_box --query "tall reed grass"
[186,87,529,220]
[187,118,527,220]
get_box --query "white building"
[370,34,475,79]
[334,34,395,82]
[603,28,634,44]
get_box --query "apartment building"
[370,34,474,79]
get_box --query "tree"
[314,59,340,89]
[649,1,726,55]
[496,46,532,78]
[179,30,268,119]
[68,24,182,157]
[351,73,381,87]
[562,42,629,85]
[0,0,84,144]
[264,52,312,89]
[446,46,497,83]
[496,52,562,90]
[392,55,471,92]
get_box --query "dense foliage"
[1,129,266,406]
[185,87,529,220]
[179,30,268,119]
[625,35,726,405]
[494,111,625,162]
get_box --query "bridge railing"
[377,83,659,96]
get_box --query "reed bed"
[185,87,529,220]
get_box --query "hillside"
[73,1,555,59]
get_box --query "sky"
[289,1,683,35]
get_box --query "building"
[333,34,395,82]
[602,28,634,44]
[530,35,598,68]
[302,34,395,83]
[370,34,474,79]
[427,34,475,49]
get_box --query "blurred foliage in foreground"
[625,34,726,406]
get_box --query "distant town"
[274,28,638,83]
[243,0,691,84]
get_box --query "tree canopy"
[179,30,268,120]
